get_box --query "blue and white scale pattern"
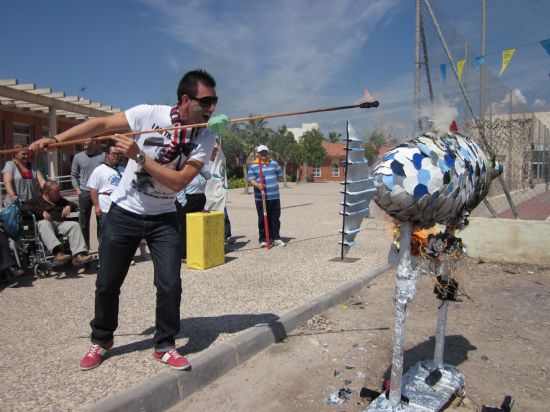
[339,121,377,257]
[372,131,502,228]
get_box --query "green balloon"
[207,114,229,135]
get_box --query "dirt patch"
[175,259,550,411]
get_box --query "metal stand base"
[365,360,465,411]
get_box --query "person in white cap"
[247,145,285,247]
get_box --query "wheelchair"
[9,209,92,278]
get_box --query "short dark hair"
[176,69,216,103]
[105,142,117,154]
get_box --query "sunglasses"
[188,95,218,109]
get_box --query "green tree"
[363,129,387,164]
[240,113,273,193]
[268,125,299,187]
[221,124,249,186]
[299,129,327,183]
[327,131,342,143]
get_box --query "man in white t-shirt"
[87,143,124,237]
[30,69,227,372]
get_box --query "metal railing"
[1,175,75,207]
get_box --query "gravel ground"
[0,182,391,411]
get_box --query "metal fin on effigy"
[339,121,376,259]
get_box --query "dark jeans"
[255,198,281,242]
[0,231,16,271]
[91,203,182,350]
[78,190,98,249]
[224,207,231,239]
[175,193,206,259]
[97,212,108,248]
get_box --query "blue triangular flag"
[440,64,446,83]
[475,56,485,70]
[540,39,550,56]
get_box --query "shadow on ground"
[382,334,477,382]
[104,313,280,359]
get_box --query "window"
[13,123,32,146]
[532,150,549,181]
[332,159,340,177]
[312,163,321,177]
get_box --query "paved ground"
[498,189,550,220]
[0,182,391,411]
[472,184,550,221]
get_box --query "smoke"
[420,99,458,136]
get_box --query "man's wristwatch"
[136,151,146,166]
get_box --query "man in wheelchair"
[21,180,93,265]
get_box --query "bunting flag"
[440,64,446,83]
[475,55,485,70]
[541,39,550,56]
[457,59,466,81]
[499,48,516,76]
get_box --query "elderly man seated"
[22,180,93,265]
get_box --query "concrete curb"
[91,264,391,412]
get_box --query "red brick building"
[304,142,347,182]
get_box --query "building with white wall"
[288,122,319,141]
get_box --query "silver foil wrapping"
[366,360,465,411]
[372,131,502,228]
[339,121,376,257]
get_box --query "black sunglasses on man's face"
[188,95,218,109]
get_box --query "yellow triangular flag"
[499,48,516,77]
[457,59,466,81]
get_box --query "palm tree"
[327,131,342,143]
[240,116,270,193]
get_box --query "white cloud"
[533,98,547,109]
[143,0,400,117]
[491,88,529,114]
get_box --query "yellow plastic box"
[186,211,225,269]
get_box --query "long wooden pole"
[258,156,271,250]
[0,101,379,155]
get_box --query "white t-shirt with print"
[87,163,124,213]
[110,104,216,215]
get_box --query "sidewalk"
[0,182,391,411]
[497,189,550,220]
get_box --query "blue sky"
[1,0,549,140]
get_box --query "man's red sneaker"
[153,349,191,370]
[79,340,114,370]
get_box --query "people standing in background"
[71,139,104,249]
[2,145,46,203]
[176,165,211,260]
[248,145,285,248]
[204,142,234,243]
[88,144,150,264]
[88,143,124,237]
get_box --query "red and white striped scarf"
[158,104,200,164]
